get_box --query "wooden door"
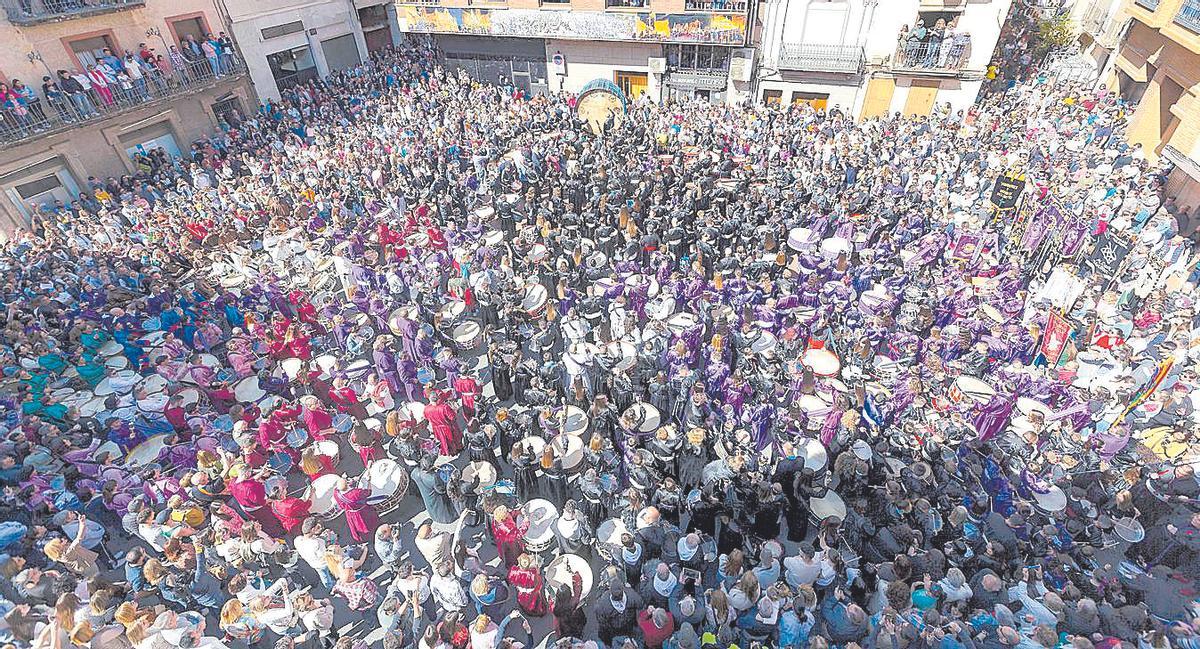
[902,79,940,117]
[859,77,895,120]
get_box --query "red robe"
[303,406,333,439]
[228,476,267,512]
[491,515,528,568]
[334,487,378,543]
[507,565,547,615]
[453,376,481,418]
[329,386,368,419]
[270,496,311,532]
[423,401,462,456]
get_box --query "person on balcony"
[901,20,927,67]
[924,19,946,67]
[58,69,98,118]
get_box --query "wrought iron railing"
[777,43,865,74]
[684,0,748,13]
[893,39,971,71]
[1134,0,1160,11]
[1,0,143,25]
[1175,0,1200,32]
[0,59,245,146]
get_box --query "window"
[358,5,387,26]
[171,17,208,43]
[763,89,782,105]
[262,21,305,40]
[68,35,117,67]
[119,122,182,160]
[267,45,318,88]
[212,95,246,123]
[15,175,64,200]
[791,92,829,110]
[665,45,731,72]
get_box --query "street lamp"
[26,50,52,78]
[146,26,169,49]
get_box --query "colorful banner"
[989,171,1026,210]
[1040,310,1071,367]
[950,232,982,263]
[397,7,747,44]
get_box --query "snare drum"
[552,435,584,474]
[820,237,851,260]
[798,438,828,473]
[522,284,548,317]
[440,301,467,323]
[105,355,128,370]
[98,340,123,357]
[233,376,266,403]
[809,490,847,523]
[286,427,310,449]
[1032,485,1068,513]
[595,518,630,560]
[176,387,201,408]
[523,498,559,554]
[1113,517,1145,543]
[545,554,593,601]
[804,348,841,377]
[462,461,498,493]
[452,322,483,352]
[142,374,168,395]
[125,435,168,467]
[951,376,995,405]
[666,312,700,336]
[482,230,504,247]
[359,458,410,514]
[314,440,340,467]
[647,295,677,321]
[307,474,343,520]
[515,436,546,460]
[345,359,372,380]
[622,402,661,434]
[787,227,817,252]
[281,358,304,380]
[562,405,589,437]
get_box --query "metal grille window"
[1176,0,1200,32]
[665,45,731,72]
[212,95,245,123]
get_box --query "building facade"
[225,0,401,101]
[391,0,755,104]
[0,0,254,230]
[1105,0,1200,213]
[755,0,1013,119]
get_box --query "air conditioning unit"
[729,57,752,82]
[648,57,667,74]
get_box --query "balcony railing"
[1080,0,1108,35]
[1,0,143,25]
[893,39,971,72]
[396,0,440,5]
[607,0,649,8]
[1134,0,1160,11]
[778,43,865,73]
[1175,0,1200,32]
[684,0,748,13]
[0,59,244,147]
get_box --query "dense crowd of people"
[0,31,1198,649]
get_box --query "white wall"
[544,39,664,101]
[228,0,368,100]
